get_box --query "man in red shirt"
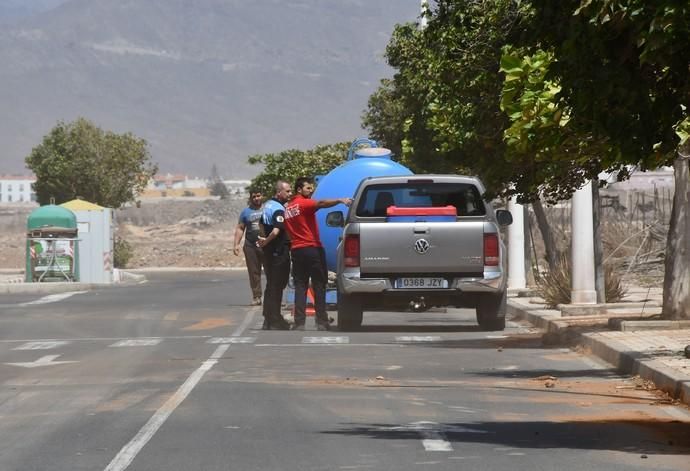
[284,177,352,330]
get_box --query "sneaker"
[291,323,305,331]
[261,319,270,330]
[316,322,330,331]
[251,297,262,306]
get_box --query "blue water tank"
[313,147,413,272]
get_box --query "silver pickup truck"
[326,175,513,331]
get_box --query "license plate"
[394,277,448,289]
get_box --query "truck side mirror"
[326,211,344,227]
[496,209,513,226]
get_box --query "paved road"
[0,271,688,471]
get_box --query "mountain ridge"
[0,0,418,178]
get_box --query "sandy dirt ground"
[0,198,249,270]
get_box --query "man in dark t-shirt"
[256,180,293,330]
[283,177,352,330]
[233,190,264,305]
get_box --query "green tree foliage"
[113,237,133,268]
[519,1,689,318]
[26,118,157,207]
[363,0,531,194]
[247,142,350,196]
[361,79,406,160]
[499,47,620,203]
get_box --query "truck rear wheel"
[476,291,506,331]
[337,291,363,331]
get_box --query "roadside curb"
[578,332,690,404]
[508,297,690,407]
[0,270,146,294]
[0,267,246,294]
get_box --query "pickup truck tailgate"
[359,221,485,274]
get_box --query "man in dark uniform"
[256,180,292,330]
[283,177,352,331]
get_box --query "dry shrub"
[537,252,627,308]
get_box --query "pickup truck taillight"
[483,233,499,266]
[344,234,360,267]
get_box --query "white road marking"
[235,307,261,335]
[103,344,229,471]
[208,337,256,344]
[18,291,88,306]
[103,306,255,471]
[448,406,479,414]
[378,421,473,452]
[486,335,508,339]
[254,343,403,347]
[5,354,78,368]
[14,341,70,350]
[109,339,162,347]
[386,365,402,370]
[302,336,349,344]
[395,336,441,342]
[0,335,210,344]
[496,365,519,371]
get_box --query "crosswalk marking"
[395,336,442,343]
[207,337,256,344]
[109,339,162,348]
[14,341,70,350]
[302,336,349,344]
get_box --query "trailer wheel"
[476,291,506,331]
[337,291,363,331]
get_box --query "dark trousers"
[262,245,290,325]
[243,242,264,299]
[291,246,328,325]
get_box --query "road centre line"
[302,336,349,344]
[109,339,162,347]
[234,307,260,335]
[103,307,256,471]
[254,343,404,347]
[103,343,230,471]
[0,335,212,344]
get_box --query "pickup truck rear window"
[356,182,486,218]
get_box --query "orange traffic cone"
[290,285,317,317]
[306,286,316,317]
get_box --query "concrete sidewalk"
[508,287,690,406]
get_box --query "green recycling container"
[25,205,79,282]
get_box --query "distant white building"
[223,179,251,195]
[148,173,207,190]
[0,175,37,203]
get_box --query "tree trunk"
[592,182,606,303]
[524,205,536,285]
[662,143,690,320]
[532,198,557,271]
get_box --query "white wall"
[0,177,36,203]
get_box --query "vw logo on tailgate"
[414,238,430,254]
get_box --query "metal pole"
[571,181,597,304]
[508,198,526,289]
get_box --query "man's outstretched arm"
[315,198,352,209]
